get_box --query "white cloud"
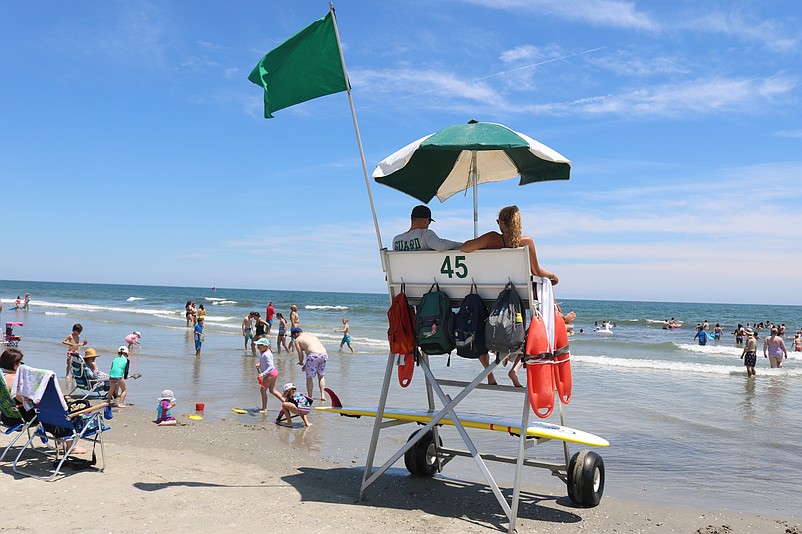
[350,68,504,107]
[463,0,658,31]
[499,45,564,64]
[527,75,797,118]
[685,10,800,54]
[588,50,691,77]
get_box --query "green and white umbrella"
[372,120,571,236]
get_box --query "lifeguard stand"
[357,247,605,533]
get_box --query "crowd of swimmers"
[680,319,797,376]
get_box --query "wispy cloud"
[351,68,504,107]
[587,49,692,78]
[354,62,795,119]
[523,75,796,118]
[463,0,658,31]
[95,1,171,67]
[774,129,802,138]
[684,9,801,54]
[499,45,564,64]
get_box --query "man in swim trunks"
[288,305,300,352]
[291,328,329,402]
[392,205,462,251]
[763,327,787,368]
[740,329,758,377]
[242,313,254,350]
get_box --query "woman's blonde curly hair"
[497,205,522,248]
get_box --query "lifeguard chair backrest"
[381,248,540,314]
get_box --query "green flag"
[248,12,348,118]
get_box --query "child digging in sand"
[275,383,312,427]
[156,389,177,426]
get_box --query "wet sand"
[2,406,799,534]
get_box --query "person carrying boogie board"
[387,284,417,387]
[454,284,495,384]
[416,282,455,355]
[485,281,527,386]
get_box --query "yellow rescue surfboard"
[315,405,608,447]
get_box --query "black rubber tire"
[567,450,605,507]
[403,429,440,476]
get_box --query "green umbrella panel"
[373,121,571,204]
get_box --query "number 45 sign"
[440,255,468,279]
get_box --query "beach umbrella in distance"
[372,120,571,236]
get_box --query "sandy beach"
[2,406,799,534]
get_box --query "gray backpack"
[485,281,526,354]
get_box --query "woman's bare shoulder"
[461,231,503,252]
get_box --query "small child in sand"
[156,389,177,426]
[275,383,312,427]
[125,331,141,350]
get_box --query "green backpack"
[416,282,456,355]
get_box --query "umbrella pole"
[330,3,383,252]
[471,150,478,238]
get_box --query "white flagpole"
[329,3,383,253]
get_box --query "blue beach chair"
[13,370,109,481]
[67,353,110,400]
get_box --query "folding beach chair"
[68,353,110,400]
[0,376,41,462]
[12,367,109,481]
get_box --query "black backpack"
[485,281,526,355]
[416,282,456,355]
[454,286,489,359]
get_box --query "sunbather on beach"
[1,348,36,426]
[83,348,109,380]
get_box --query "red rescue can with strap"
[524,315,555,419]
[553,310,573,404]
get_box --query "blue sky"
[2,1,801,305]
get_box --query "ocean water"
[2,279,801,518]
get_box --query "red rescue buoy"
[398,353,415,387]
[553,311,573,404]
[524,315,555,418]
